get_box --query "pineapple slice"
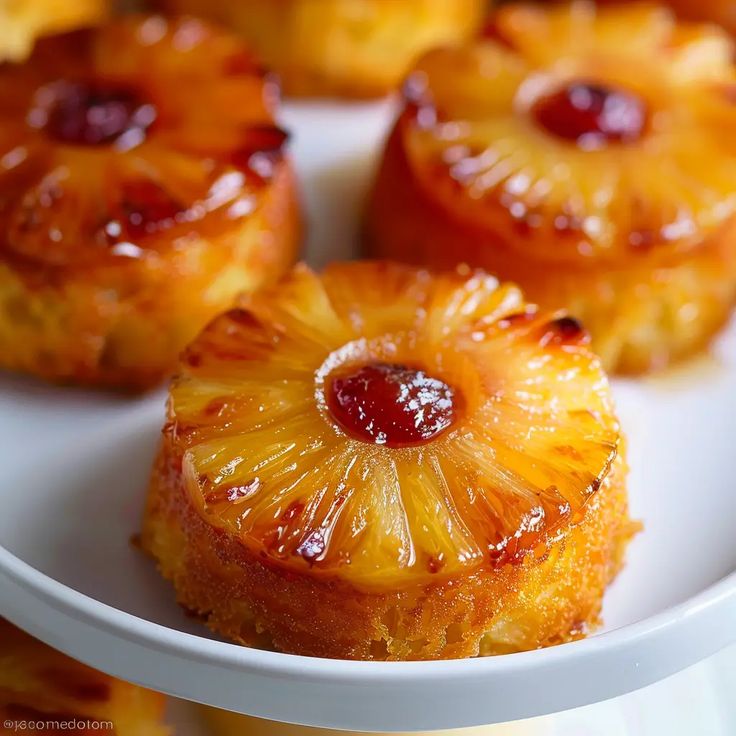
[142,261,635,660]
[0,15,300,390]
[0,619,169,736]
[154,0,486,98]
[365,1,736,373]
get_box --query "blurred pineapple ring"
[0,16,300,390]
[0,619,169,736]
[0,0,107,61]
[142,261,636,660]
[156,0,485,97]
[367,124,736,373]
[365,2,736,373]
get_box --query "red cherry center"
[39,80,156,146]
[117,179,184,239]
[327,362,458,448]
[532,82,647,147]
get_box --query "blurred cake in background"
[0,619,170,736]
[153,0,486,97]
[366,1,736,373]
[0,0,108,61]
[202,707,535,736]
[0,14,300,390]
[667,0,735,33]
[602,0,736,34]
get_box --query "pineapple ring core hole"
[530,79,648,149]
[29,79,157,148]
[316,341,465,448]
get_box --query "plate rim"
[2,541,735,730]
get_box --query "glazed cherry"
[327,362,457,447]
[539,316,590,347]
[532,82,647,147]
[118,180,184,238]
[39,80,156,146]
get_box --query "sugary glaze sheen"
[142,261,636,659]
[0,15,301,389]
[0,619,170,736]
[155,0,486,97]
[365,1,736,373]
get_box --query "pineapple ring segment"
[0,15,287,270]
[168,262,620,589]
[403,1,736,264]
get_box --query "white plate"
[1,100,736,733]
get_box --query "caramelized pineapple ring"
[366,2,736,373]
[0,620,169,736]
[155,0,486,97]
[0,16,300,390]
[142,262,635,659]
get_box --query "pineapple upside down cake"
[365,1,736,374]
[154,0,486,98]
[142,261,636,661]
[0,15,300,390]
[0,619,169,736]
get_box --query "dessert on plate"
[0,0,107,62]
[154,0,486,97]
[142,260,635,660]
[0,619,169,736]
[0,14,300,390]
[365,1,736,373]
